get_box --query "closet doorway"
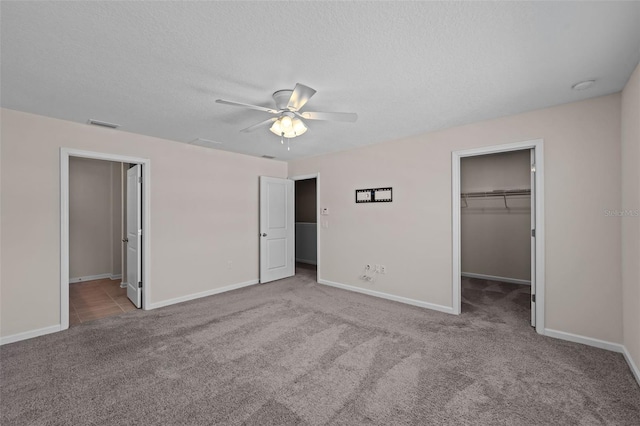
[67,158,136,325]
[60,149,151,331]
[291,173,320,282]
[452,140,545,333]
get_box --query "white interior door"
[530,149,536,327]
[260,176,294,283]
[126,164,142,308]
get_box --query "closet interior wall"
[461,150,531,283]
[69,157,124,282]
[295,178,317,265]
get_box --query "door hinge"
[531,294,536,303]
[531,229,536,237]
[138,176,142,184]
[138,281,143,288]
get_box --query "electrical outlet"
[381,265,386,274]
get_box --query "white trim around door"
[60,148,152,331]
[452,139,545,334]
[289,173,321,282]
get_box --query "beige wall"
[289,93,622,343]
[0,109,287,337]
[461,150,531,281]
[69,157,115,279]
[621,64,640,371]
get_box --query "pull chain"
[280,132,292,151]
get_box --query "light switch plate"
[321,207,329,215]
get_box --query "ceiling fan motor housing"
[273,90,294,110]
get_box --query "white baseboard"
[318,279,455,315]
[296,258,317,265]
[543,329,639,387]
[109,274,122,280]
[0,324,62,346]
[69,273,112,283]
[147,279,259,310]
[1,279,259,345]
[622,346,640,387]
[543,328,624,353]
[462,272,531,286]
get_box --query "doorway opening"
[452,140,545,334]
[460,149,533,328]
[294,177,318,281]
[67,158,137,325]
[61,149,151,331]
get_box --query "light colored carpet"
[1,268,639,425]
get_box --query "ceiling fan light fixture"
[292,117,307,135]
[280,115,292,129]
[269,116,307,139]
[270,118,282,135]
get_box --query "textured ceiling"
[2,2,639,161]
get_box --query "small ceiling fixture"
[216,83,357,151]
[571,80,596,91]
[188,138,223,149]
[87,119,119,129]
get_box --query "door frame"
[289,173,321,282]
[60,148,151,330]
[451,139,545,334]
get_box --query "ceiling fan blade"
[240,117,278,133]
[300,111,358,122]
[287,84,317,111]
[216,99,278,114]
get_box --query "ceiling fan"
[216,83,357,149]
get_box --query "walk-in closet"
[460,149,534,326]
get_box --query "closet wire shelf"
[461,189,531,209]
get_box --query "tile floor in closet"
[69,279,136,325]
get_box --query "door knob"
[122,238,129,243]
[261,233,267,237]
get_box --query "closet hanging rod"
[460,189,531,198]
[460,189,531,209]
